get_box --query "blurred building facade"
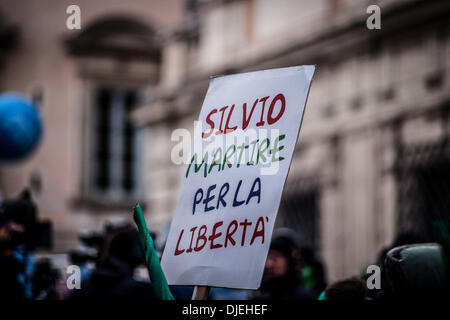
[1,0,450,283]
[0,0,183,250]
[132,0,450,282]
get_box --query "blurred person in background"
[257,229,324,300]
[71,225,155,299]
[320,277,370,301]
[369,231,426,299]
[298,246,327,298]
[0,208,26,299]
[0,189,50,299]
[68,231,99,285]
[31,258,60,300]
[382,243,448,299]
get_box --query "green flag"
[133,203,174,300]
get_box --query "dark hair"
[325,277,368,301]
[102,227,144,267]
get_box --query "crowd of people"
[0,189,448,300]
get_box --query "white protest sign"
[161,66,315,289]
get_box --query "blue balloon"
[0,93,43,161]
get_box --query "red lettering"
[194,225,207,251]
[239,219,252,246]
[202,93,286,138]
[208,221,224,249]
[175,217,267,255]
[242,99,259,130]
[225,220,238,248]
[215,106,228,135]
[256,96,269,127]
[250,216,265,245]
[174,229,185,256]
[267,93,286,125]
[186,226,197,253]
[224,104,237,134]
[202,109,217,139]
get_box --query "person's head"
[101,227,144,268]
[2,189,36,226]
[0,190,32,251]
[264,235,299,281]
[0,217,24,255]
[265,248,290,280]
[384,243,448,297]
[324,277,369,301]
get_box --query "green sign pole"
[133,203,174,300]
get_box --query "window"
[277,178,320,250]
[91,86,141,199]
[396,139,450,241]
[65,16,158,207]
